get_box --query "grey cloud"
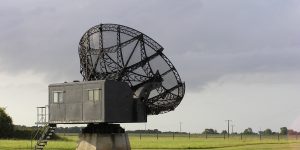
[176,47,300,91]
[0,0,299,89]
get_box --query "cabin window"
[88,89,101,101]
[94,89,99,101]
[88,90,93,101]
[53,91,63,103]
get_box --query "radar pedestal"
[77,124,130,150]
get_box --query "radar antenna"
[79,24,185,115]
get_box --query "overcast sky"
[1,0,300,133]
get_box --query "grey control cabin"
[48,80,147,124]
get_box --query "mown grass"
[0,134,300,150]
[130,134,300,149]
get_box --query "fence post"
[205,133,207,139]
[31,130,33,149]
[224,133,225,139]
[278,134,280,141]
[157,132,158,140]
[173,132,174,140]
[296,134,298,140]
[240,134,242,140]
[139,133,141,140]
[259,134,261,141]
[189,132,190,140]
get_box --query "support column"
[77,123,130,150]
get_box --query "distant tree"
[288,129,298,135]
[263,129,272,135]
[0,107,14,138]
[243,128,254,135]
[280,127,288,135]
[126,129,164,134]
[153,129,161,133]
[221,130,227,134]
[202,128,218,134]
[55,126,82,133]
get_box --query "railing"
[36,106,48,126]
[31,106,49,149]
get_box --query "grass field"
[0,134,300,149]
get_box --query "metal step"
[35,145,45,149]
[37,143,47,146]
[34,124,56,150]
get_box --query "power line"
[231,124,235,134]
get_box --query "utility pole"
[179,122,182,133]
[225,120,232,138]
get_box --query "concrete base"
[76,133,131,150]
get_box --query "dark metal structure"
[34,23,185,150]
[78,24,185,115]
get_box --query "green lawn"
[0,134,300,150]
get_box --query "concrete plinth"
[76,133,130,150]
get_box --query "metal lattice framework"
[78,24,185,115]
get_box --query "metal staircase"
[33,106,56,150]
[33,124,56,150]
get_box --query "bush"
[12,129,33,139]
[0,107,14,138]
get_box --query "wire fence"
[56,132,300,141]
[127,133,299,141]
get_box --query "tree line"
[0,107,36,139]
[126,129,188,134]
[201,127,299,135]
[0,107,89,138]
[125,127,299,135]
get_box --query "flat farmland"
[0,134,300,149]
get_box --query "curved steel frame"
[78,24,185,115]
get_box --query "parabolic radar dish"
[78,24,185,115]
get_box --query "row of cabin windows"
[53,89,101,103]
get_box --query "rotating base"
[76,124,130,150]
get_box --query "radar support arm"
[133,71,162,101]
